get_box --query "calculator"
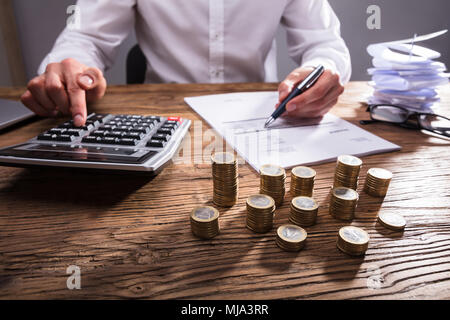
[0,113,191,174]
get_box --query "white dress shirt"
[39,0,351,84]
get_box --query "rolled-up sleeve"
[281,0,352,83]
[38,0,136,75]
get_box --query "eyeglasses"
[360,104,450,138]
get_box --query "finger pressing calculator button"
[146,139,166,148]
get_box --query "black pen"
[264,64,325,128]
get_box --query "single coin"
[191,206,219,222]
[247,194,275,209]
[338,155,363,167]
[378,212,406,231]
[278,225,307,243]
[211,152,236,164]
[292,166,316,179]
[339,226,369,245]
[260,164,285,176]
[368,168,392,180]
[333,187,359,201]
[292,196,319,211]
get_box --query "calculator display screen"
[0,143,157,164]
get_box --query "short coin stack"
[211,152,238,207]
[364,168,393,197]
[290,166,316,197]
[336,226,370,256]
[246,194,276,233]
[260,164,286,207]
[289,196,319,227]
[329,187,359,221]
[334,155,363,190]
[276,224,307,252]
[190,206,220,239]
[378,212,406,231]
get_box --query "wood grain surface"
[0,82,449,300]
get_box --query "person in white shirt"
[21,0,351,127]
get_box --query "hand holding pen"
[266,65,345,127]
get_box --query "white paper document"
[185,91,401,172]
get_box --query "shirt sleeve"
[38,0,136,75]
[281,0,352,84]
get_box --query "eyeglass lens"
[418,114,450,133]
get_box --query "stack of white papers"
[367,30,449,111]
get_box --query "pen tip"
[264,117,274,128]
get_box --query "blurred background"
[0,0,449,86]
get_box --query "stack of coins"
[246,194,276,233]
[333,155,363,190]
[190,206,220,239]
[260,164,286,207]
[364,168,393,197]
[336,226,370,256]
[290,166,316,197]
[329,187,359,221]
[378,212,406,231]
[211,152,238,207]
[276,224,307,252]
[289,196,319,227]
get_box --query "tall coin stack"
[333,155,363,190]
[289,196,319,227]
[260,164,286,207]
[190,206,220,239]
[329,187,359,221]
[336,226,370,256]
[364,168,393,197]
[246,194,276,233]
[211,152,238,207]
[290,166,316,197]
[276,224,307,252]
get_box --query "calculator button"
[55,134,75,142]
[168,116,183,123]
[130,126,150,134]
[65,129,83,136]
[102,124,117,130]
[91,130,107,137]
[81,136,99,143]
[122,132,144,140]
[157,127,174,135]
[146,139,166,148]
[164,120,179,128]
[117,138,138,146]
[99,137,117,144]
[38,133,55,141]
[152,133,171,142]
[105,131,124,138]
[48,128,67,135]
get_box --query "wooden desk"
[0,82,449,299]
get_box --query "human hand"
[277,66,344,118]
[21,58,107,127]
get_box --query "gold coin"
[260,164,286,177]
[333,187,359,201]
[191,206,219,222]
[378,212,406,231]
[292,196,319,211]
[368,168,392,180]
[337,155,363,167]
[292,166,316,179]
[211,152,236,164]
[247,194,275,209]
